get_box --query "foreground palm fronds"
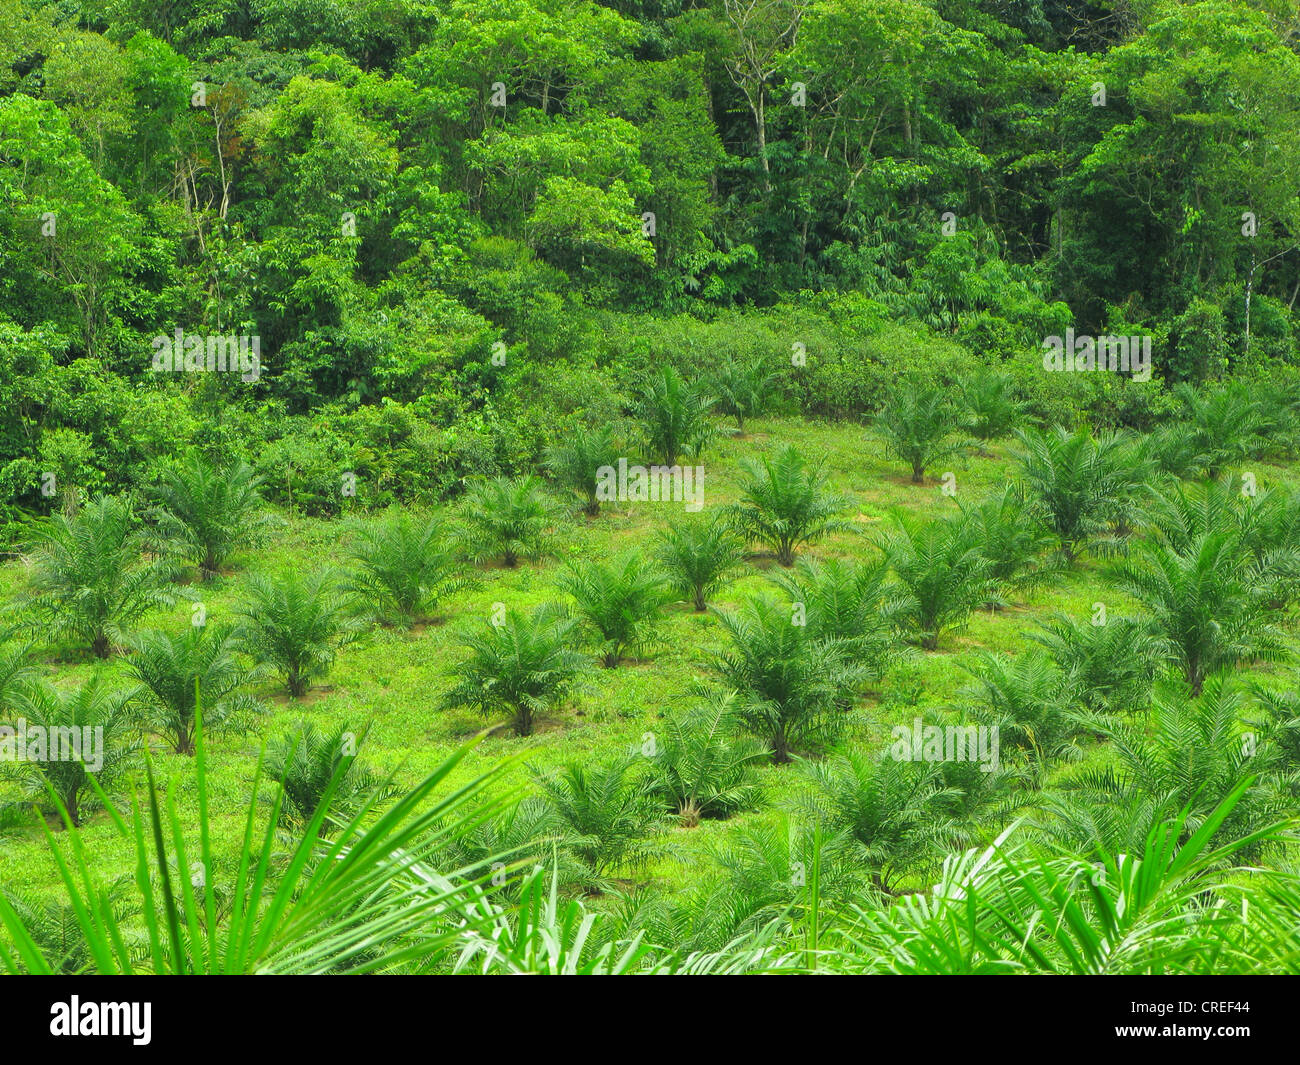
[4,722,1298,974]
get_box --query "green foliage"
[25,494,176,658]
[872,381,965,483]
[455,476,557,568]
[727,444,849,566]
[125,625,264,755]
[959,370,1029,443]
[631,366,718,466]
[556,552,670,667]
[0,726,518,973]
[655,513,746,612]
[345,511,471,627]
[235,571,356,697]
[788,750,958,895]
[767,555,895,682]
[441,605,589,737]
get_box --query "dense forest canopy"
[0,0,1297,523]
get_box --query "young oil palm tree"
[264,723,389,832]
[1027,612,1162,717]
[959,369,1029,443]
[455,475,557,568]
[555,552,671,667]
[0,675,137,827]
[787,750,959,895]
[655,513,746,612]
[727,444,850,566]
[234,570,357,697]
[150,453,270,580]
[1173,381,1267,476]
[1012,426,1138,562]
[1110,530,1289,695]
[878,513,997,651]
[958,485,1057,604]
[544,423,622,516]
[25,494,177,659]
[533,754,665,891]
[440,604,589,737]
[872,380,965,483]
[711,597,860,763]
[710,356,778,433]
[125,624,265,755]
[647,694,767,826]
[960,650,1085,780]
[345,511,472,627]
[767,555,895,684]
[632,366,718,466]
